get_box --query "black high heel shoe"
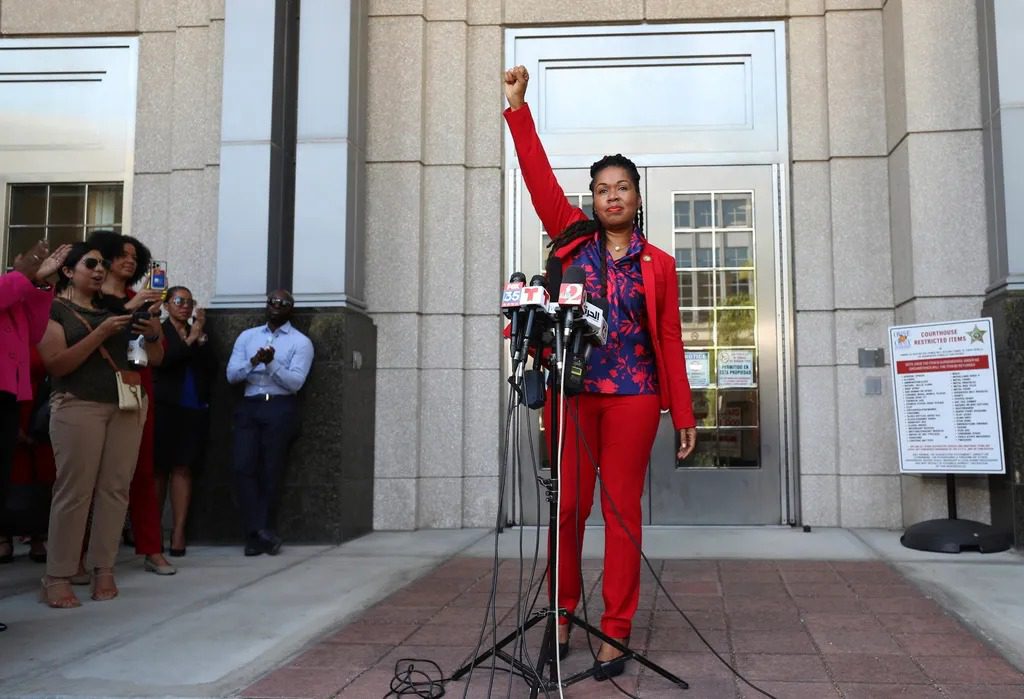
[558,623,572,660]
[593,637,630,682]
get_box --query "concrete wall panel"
[826,10,887,157]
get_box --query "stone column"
[979,0,1024,546]
[884,0,992,523]
[826,3,903,528]
[366,1,505,530]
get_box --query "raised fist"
[503,65,529,110]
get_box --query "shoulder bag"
[58,300,143,411]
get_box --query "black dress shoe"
[257,530,282,556]
[244,537,264,556]
[593,655,627,681]
[168,547,186,558]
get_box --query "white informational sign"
[889,318,1005,474]
[686,351,710,388]
[717,349,755,387]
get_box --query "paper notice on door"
[717,349,755,387]
[686,350,710,388]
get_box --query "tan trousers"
[46,393,147,577]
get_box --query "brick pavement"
[239,557,1024,698]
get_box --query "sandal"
[39,576,82,609]
[91,568,118,601]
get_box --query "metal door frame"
[502,20,798,526]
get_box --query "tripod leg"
[450,611,548,682]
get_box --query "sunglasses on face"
[170,297,195,307]
[82,258,112,271]
[267,298,293,308]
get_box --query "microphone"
[501,272,526,358]
[553,266,587,371]
[513,274,549,366]
[580,297,609,347]
[564,297,608,395]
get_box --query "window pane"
[716,429,759,467]
[718,389,759,427]
[47,225,86,249]
[87,185,123,226]
[720,231,752,267]
[674,198,691,228]
[674,193,712,229]
[49,185,85,225]
[9,186,48,225]
[6,226,45,268]
[681,310,712,346]
[690,388,717,428]
[717,308,755,345]
[675,247,692,268]
[696,270,714,307]
[677,429,724,467]
[720,270,754,305]
[695,232,714,267]
[718,193,752,228]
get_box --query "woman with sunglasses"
[37,242,164,607]
[153,286,214,557]
[87,231,176,576]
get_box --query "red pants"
[128,374,162,555]
[553,392,660,639]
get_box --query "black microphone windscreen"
[528,274,547,288]
[545,256,563,291]
[563,265,586,285]
[510,271,527,284]
[590,297,609,313]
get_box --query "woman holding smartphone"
[88,231,175,575]
[38,242,164,607]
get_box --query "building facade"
[1,0,1022,544]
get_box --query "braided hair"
[546,153,645,297]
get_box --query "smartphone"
[148,261,168,291]
[132,310,152,324]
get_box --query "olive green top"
[50,299,137,404]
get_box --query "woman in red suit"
[503,65,697,679]
[88,231,175,576]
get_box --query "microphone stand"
[452,319,689,696]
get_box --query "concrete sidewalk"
[0,528,1020,698]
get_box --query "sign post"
[889,318,1011,553]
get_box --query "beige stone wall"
[366,0,505,529]
[0,0,225,305]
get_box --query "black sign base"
[901,518,1012,554]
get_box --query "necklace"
[613,244,623,252]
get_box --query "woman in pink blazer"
[0,240,68,630]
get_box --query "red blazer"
[0,271,53,401]
[505,104,696,430]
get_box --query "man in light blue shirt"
[226,289,313,556]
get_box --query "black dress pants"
[231,394,298,535]
[0,392,19,523]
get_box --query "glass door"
[645,165,782,524]
[511,165,784,525]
